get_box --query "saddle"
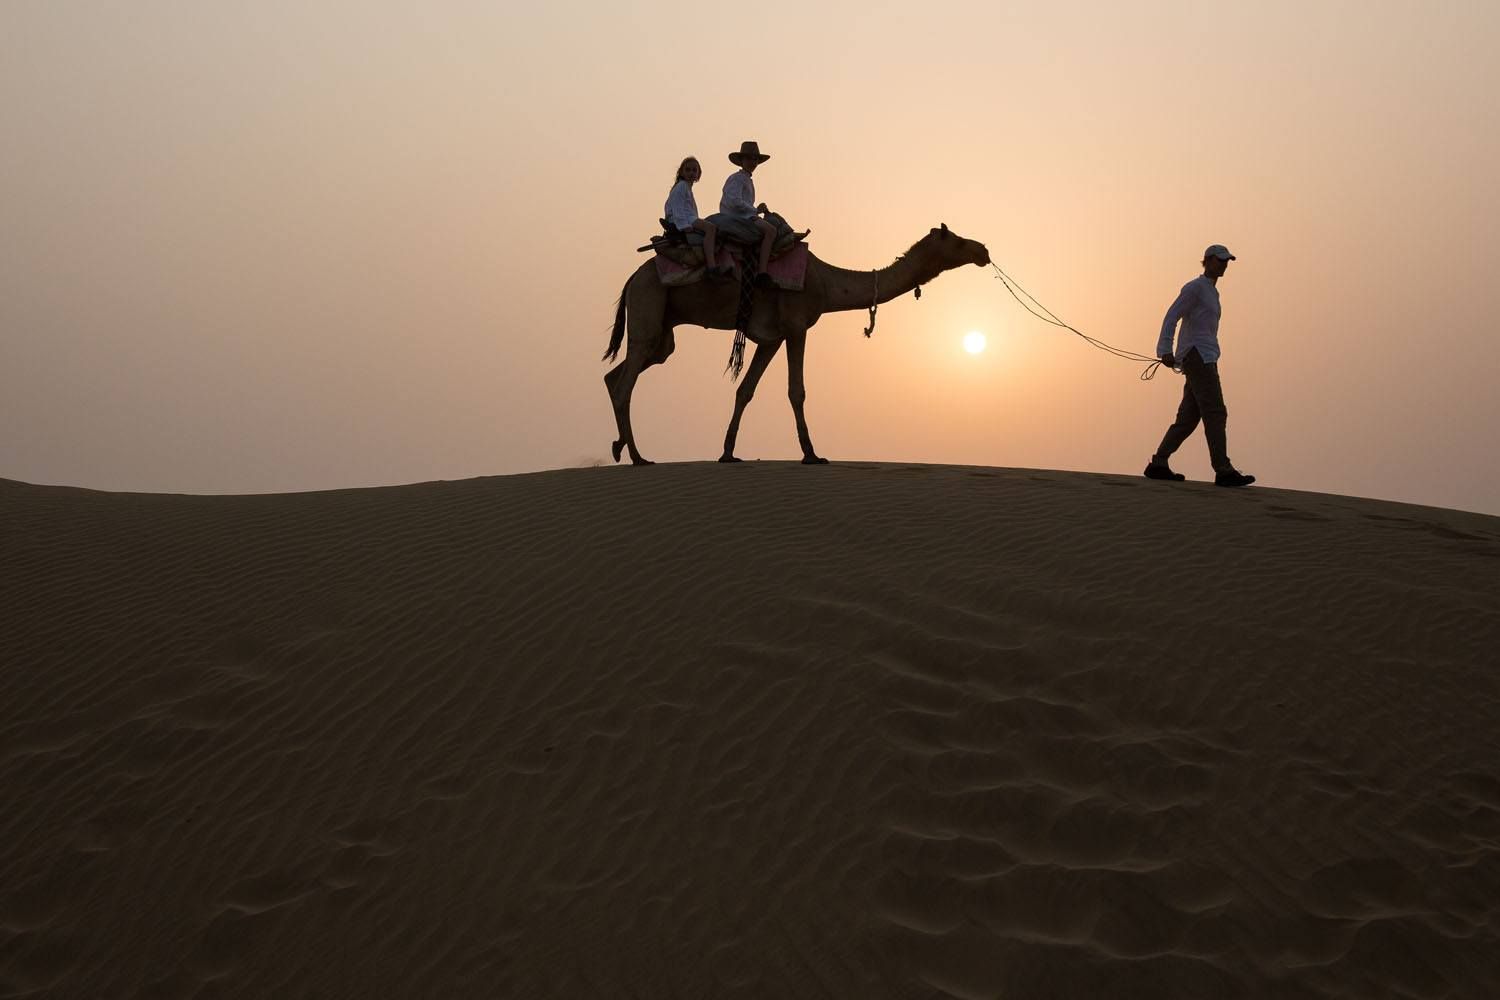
[640,211,812,380]
[643,211,810,291]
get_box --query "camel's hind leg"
[603,270,673,466]
[604,347,651,465]
[604,336,669,466]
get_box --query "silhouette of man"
[707,141,778,286]
[1144,245,1255,488]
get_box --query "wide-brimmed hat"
[728,140,770,166]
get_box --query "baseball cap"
[1204,244,1237,261]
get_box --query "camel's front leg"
[785,332,827,464]
[718,339,782,462]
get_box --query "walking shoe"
[1215,470,1256,488]
[1143,463,1185,481]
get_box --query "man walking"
[1144,245,1256,488]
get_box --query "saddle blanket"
[654,241,809,292]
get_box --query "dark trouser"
[1153,348,1232,473]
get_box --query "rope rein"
[858,255,1165,381]
[990,262,1168,380]
[742,248,1161,380]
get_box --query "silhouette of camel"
[603,225,990,465]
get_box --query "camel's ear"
[941,223,948,231]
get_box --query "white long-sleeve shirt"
[664,180,699,231]
[719,170,756,218]
[1155,275,1224,363]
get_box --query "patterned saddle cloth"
[646,211,809,290]
[654,241,809,290]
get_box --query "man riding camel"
[707,141,778,287]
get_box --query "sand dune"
[3,463,1499,998]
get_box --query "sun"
[963,331,987,355]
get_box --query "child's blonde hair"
[675,156,701,183]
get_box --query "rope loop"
[862,270,879,337]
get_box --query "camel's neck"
[819,250,944,316]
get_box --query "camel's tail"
[602,279,629,362]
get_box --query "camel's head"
[926,223,991,270]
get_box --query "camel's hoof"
[802,455,830,465]
[611,440,625,464]
[630,457,655,467]
[718,454,743,464]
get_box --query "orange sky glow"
[3,2,1497,513]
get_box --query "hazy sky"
[4,2,1497,513]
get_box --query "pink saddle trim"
[763,242,808,291]
[653,246,734,287]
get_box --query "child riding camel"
[708,140,777,286]
[663,156,727,277]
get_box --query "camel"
[602,224,991,465]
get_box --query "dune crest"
[3,464,1499,998]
